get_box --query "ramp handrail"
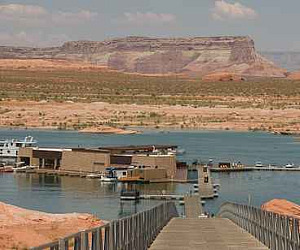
[31,202,178,250]
[218,202,300,250]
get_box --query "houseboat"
[0,136,37,165]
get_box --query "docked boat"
[167,148,186,155]
[0,165,13,173]
[100,175,118,182]
[151,146,186,156]
[284,163,296,168]
[86,173,102,179]
[12,165,38,173]
[100,167,118,182]
[255,162,264,168]
[0,136,37,165]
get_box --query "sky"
[0,0,299,51]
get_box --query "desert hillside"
[0,202,104,249]
[1,63,300,134]
[0,36,286,77]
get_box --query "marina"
[1,129,300,221]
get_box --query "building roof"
[97,145,177,153]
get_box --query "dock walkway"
[149,218,269,250]
[184,195,203,218]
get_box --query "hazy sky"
[0,0,299,51]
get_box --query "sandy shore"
[0,202,105,249]
[0,100,300,135]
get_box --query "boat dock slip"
[211,167,300,172]
[140,194,184,200]
[149,218,269,250]
[184,195,203,218]
[140,193,216,200]
[198,165,214,197]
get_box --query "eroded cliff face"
[0,36,286,77]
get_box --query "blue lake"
[0,128,300,219]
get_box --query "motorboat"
[13,165,38,173]
[86,173,102,179]
[0,165,13,173]
[100,175,118,182]
[167,148,186,155]
[255,162,264,167]
[152,146,186,156]
[284,163,296,168]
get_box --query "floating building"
[18,145,187,182]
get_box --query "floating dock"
[211,166,300,172]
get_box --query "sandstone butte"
[0,202,105,249]
[261,199,300,220]
[0,36,286,77]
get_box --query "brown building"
[18,145,179,179]
[18,147,67,169]
[127,168,168,181]
[61,148,110,173]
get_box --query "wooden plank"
[184,195,203,218]
[149,218,269,250]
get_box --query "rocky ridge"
[0,36,286,77]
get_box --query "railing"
[218,202,300,250]
[31,202,178,250]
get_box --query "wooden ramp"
[184,195,203,218]
[149,218,269,250]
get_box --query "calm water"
[0,128,300,218]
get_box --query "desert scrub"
[1,69,300,109]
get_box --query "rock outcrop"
[0,36,286,77]
[287,71,300,80]
[261,199,300,219]
[0,201,104,249]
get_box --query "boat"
[100,175,118,182]
[13,165,38,173]
[284,163,296,168]
[255,162,264,168]
[100,167,118,182]
[0,165,13,173]
[151,146,186,156]
[167,148,186,155]
[0,136,37,165]
[86,173,102,179]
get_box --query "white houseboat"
[0,136,37,165]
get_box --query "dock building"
[18,145,186,181]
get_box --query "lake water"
[0,128,300,219]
